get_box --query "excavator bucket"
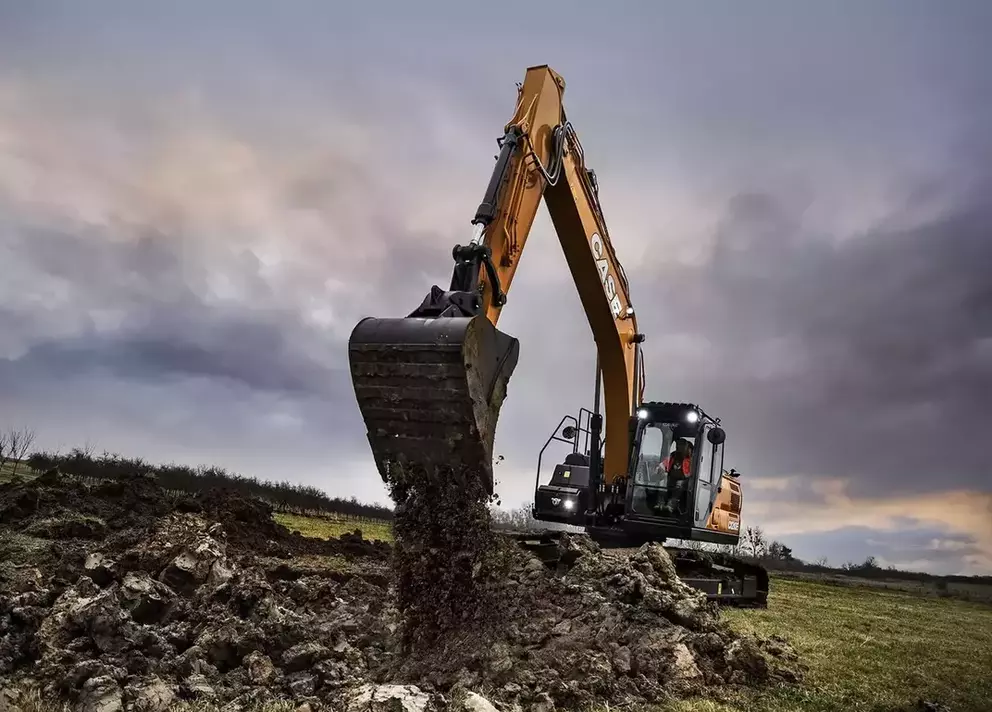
[348,315,520,494]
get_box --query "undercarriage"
[508,529,769,607]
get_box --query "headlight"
[637,408,649,419]
[686,410,699,423]
[564,500,575,511]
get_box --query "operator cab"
[532,401,742,548]
[623,402,733,540]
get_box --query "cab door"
[693,424,723,528]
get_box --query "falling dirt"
[385,460,512,650]
[0,472,803,711]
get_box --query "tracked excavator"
[348,65,768,607]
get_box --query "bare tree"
[743,525,767,558]
[860,555,880,571]
[766,540,794,561]
[0,430,9,474]
[8,427,37,477]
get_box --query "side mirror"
[561,426,576,440]
[707,427,726,445]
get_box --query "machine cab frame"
[621,401,737,546]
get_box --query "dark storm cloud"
[0,84,471,505]
[1,223,326,394]
[625,176,992,499]
[783,525,986,576]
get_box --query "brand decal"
[590,233,623,318]
[551,497,562,506]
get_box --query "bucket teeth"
[348,315,520,494]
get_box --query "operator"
[658,438,693,515]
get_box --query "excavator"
[348,65,768,607]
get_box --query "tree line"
[22,446,394,521]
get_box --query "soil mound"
[0,474,803,712]
[0,471,173,535]
[386,534,800,709]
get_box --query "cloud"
[0,75,470,502]
[745,478,992,575]
[1,3,991,574]
[783,524,991,577]
[625,180,992,500]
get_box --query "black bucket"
[348,315,520,494]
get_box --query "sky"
[1,1,990,575]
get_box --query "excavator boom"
[349,65,641,493]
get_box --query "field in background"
[773,569,992,605]
[0,460,31,482]
[0,463,392,537]
[687,577,992,712]
[273,511,393,542]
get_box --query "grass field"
[272,511,393,542]
[773,569,992,604]
[653,577,992,712]
[0,460,34,482]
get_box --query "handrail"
[534,414,579,498]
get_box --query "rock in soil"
[0,472,803,711]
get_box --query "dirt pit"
[0,473,803,711]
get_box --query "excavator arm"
[473,65,645,485]
[348,65,644,495]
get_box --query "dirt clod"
[127,676,175,712]
[349,684,430,712]
[0,473,803,711]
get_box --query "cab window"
[634,423,672,484]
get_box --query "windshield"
[634,421,701,485]
[634,422,674,484]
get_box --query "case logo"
[590,233,623,318]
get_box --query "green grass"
[273,512,393,542]
[0,460,36,483]
[773,569,992,604]
[647,576,992,712]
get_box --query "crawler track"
[508,529,769,607]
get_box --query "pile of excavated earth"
[0,470,803,712]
